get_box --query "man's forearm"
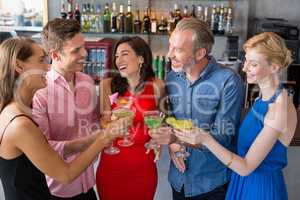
[63,132,100,158]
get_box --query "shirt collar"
[47,67,64,82]
[47,67,77,92]
[198,56,218,80]
[176,56,219,84]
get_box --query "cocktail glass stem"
[104,142,120,155]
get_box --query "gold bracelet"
[226,152,234,167]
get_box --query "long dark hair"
[111,36,155,95]
[0,37,35,112]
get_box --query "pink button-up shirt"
[32,68,99,198]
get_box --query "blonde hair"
[243,32,292,69]
[175,17,214,54]
[0,37,35,111]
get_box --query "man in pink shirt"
[32,18,99,200]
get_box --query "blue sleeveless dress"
[226,84,288,200]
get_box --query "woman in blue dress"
[174,32,297,200]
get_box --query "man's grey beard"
[171,65,183,73]
[171,57,197,73]
[183,57,197,73]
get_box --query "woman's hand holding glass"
[173,127,210,146]
[112,107,135,147]
[144,111,166,162]
[164,118,195,160]
[101,115,133,155]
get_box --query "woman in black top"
[0,37,131,200]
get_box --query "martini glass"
[144,110,165,151]
[112,107,135,147]
[166,117,192,160]
[102,119,120,155]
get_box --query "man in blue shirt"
[150,18,244,200]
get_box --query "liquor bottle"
[81,4,86,24]
[60,3,67,19]
[158,56,165,80]
[165,57,172,74]
[133,10,142,33]
[82,4,87,15]
[82,4,90,32]
[74,3,81,24]
[225,8,233,34]
[204,6,209,23]
[223,6,228,25]
[218,5,225,35]
[111,2,118,33]
[118,4,126,33]
[142,7,151,34]
[167,11,175,34]
[86,3,91,16]
[173,3,182,26]
[95,4,103,33]
[67,1,73,19]
[103,3,111,33]
[214,5,220,34]
[90,4,97,32]
[210,5,216,33]
[125,0,133,33]
[191,5,196,18]
[182,5,190,18]
[153,55,159,77]
[150,11,157,34]
[196,5,204,21]
[90,4,95,15]
[157,16,168,35]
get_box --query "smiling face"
[243,48,275,85]
[53,33,87,74]
[115,42,143,78]
[167,30,196,72]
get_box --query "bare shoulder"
[152,77,165,89]
[152,78,165,94]
[100,78,112,87]
[274,90,296,117]
[8,116,41,141]
[0,115,44,155]
[99,78,112,95]
[265,90,297,139]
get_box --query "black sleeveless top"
[0,114,51,200]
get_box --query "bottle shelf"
[83,31,237,38]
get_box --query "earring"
[139,63,143,69]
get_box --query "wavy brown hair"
[0,37,35,112]
[111,36,155,95]
[41,18,81,53]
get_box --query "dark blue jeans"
[172,183,228,200]
[49,188,97,200]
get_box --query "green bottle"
[125,0,133,33]
[153,55,159,77]
[103,3,111,33]
[158,56,165,80]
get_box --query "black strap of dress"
[0,114,38,145]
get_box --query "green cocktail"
[144,111,165,155]
[144,115,164,129]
